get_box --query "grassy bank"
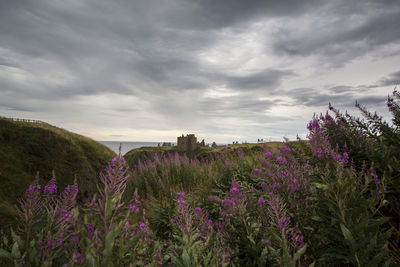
[0,117,116,228]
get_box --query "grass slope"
[123,142,285,167]
[0,117,116,228]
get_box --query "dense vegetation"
[1,90,399,266]
[0,117,116,228]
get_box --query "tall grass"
[1,91,398,266]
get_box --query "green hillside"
[123,142,285,167]
[0,117,116,228]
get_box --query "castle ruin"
[177,134,197,151]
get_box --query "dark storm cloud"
[289,88,386,108]
[1,0,399,141]
[375,70,400,87]
[271,0,400,66]
[226,69,295,91]
[166,0,320,30]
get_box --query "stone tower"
[177,134,198,151]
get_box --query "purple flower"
[44,184,57,195]
[176,192,186,200]
[177,199,186,205]
[38,241,44,250]
[71,236,79,243]
[121,157,126,163]
[111,157,117,165]
[265,152,273,158]
[220,252,231,262]
[229,187,240,196]
[87,223,95,235]
[276,156,287,164]
[232,182,240,188]
[57,238,64,247]
[194,207,203,215]
[72,185,79,193]
[26,184,41,196]
[278,217,290,230]
[260,181,267,189]
[73,252,82,260]
[26,185,35,196]
[129,204,140,213]
[222,199,235,210]
[254,168,261,174]
[257,197,266,207]
[282,144,291,153]
[47,240,53,251]
[64,212,72,222]
[261,238,271,246]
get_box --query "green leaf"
[102,222,123,267]
[11,242,21,259]
[182,248,191,267]
[312,183,329,190]
[2,236,8,246]
[293,244,307,262]
[340,223,355,248]
[11,229,23,248]
[0,248,12,259]
[311,216,324,222]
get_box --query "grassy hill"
[123,141,285,167]
[0,117,116,228]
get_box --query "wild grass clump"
[1,91,398,266]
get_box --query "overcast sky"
[1,0,399,143]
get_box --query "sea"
[98,141,173,155]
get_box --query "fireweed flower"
[278,217,290,230]
[282,144,291,153]
[260,182,267,189]
[290,227,305,248]
[129,204,140,213]
[276,156,287,164]
[87,223,95,235]
[229,186,240,196]
[194,207,203,215]
[257,197,266,207]
[176,192,186,200]
[254,168,261,174]
[232,182,240,188]
[57,238,64,247]
[73,252,83,261]
[26,185,41,196]
[265,151,273,158]
[47,240,53,251]
[316,148,324,159]
[63,185,79,195]
[44,183,57,195]
[222,199,235,210]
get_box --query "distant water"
[98,141,168,155]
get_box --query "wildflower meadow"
[1,91,399,266]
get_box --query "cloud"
[375,70,400,87]
[288,87,386,108]
[0,0,399,142]
[270,1,400,66]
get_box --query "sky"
[1,0,399,143]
